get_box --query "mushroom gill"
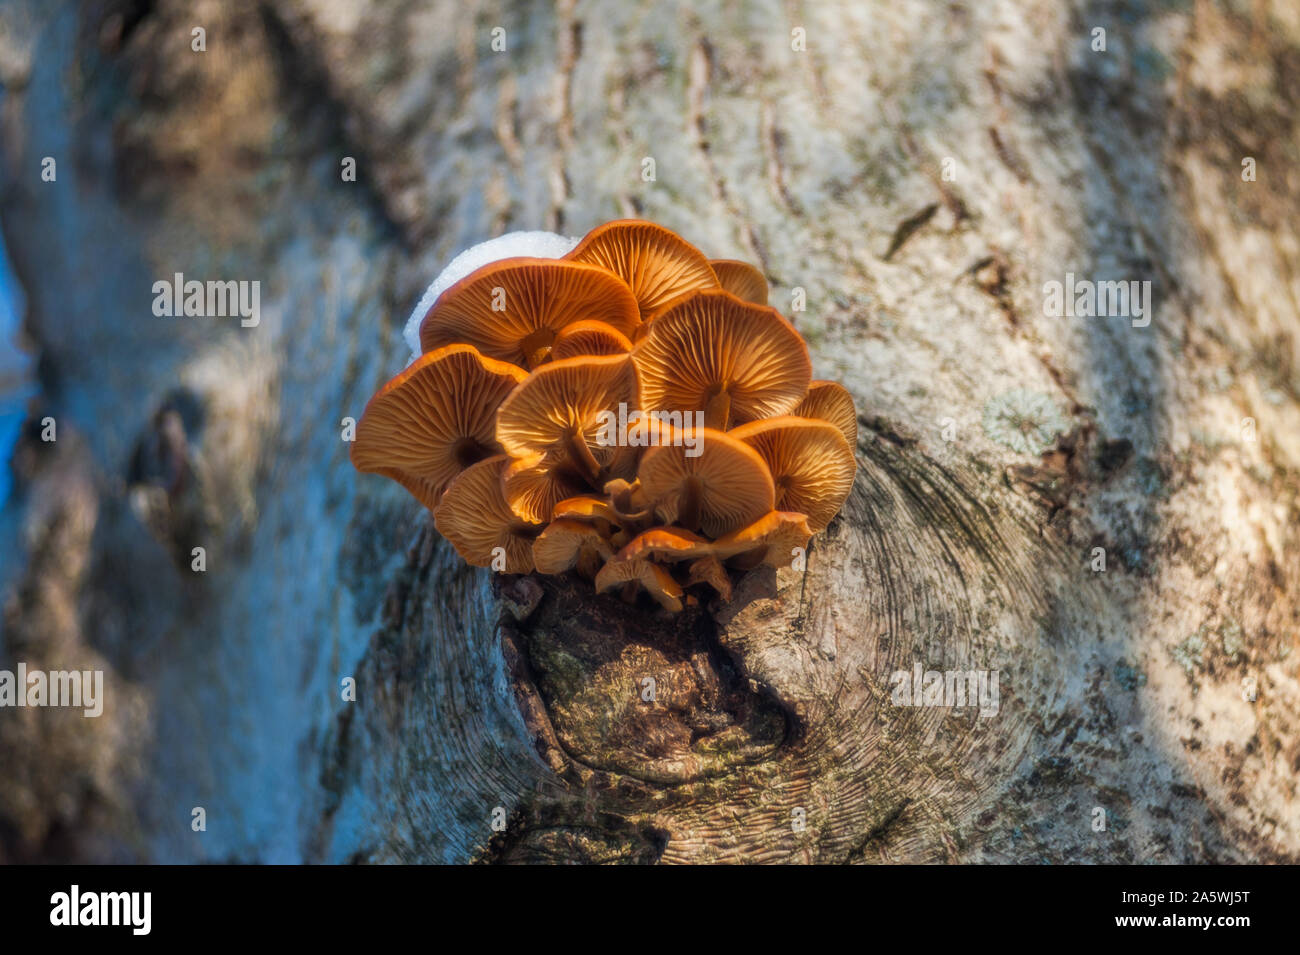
[433,455,539,573]
[350,344,527,509]
[632,288,811,431]
[418,258,639,368]
[566,220,719,322]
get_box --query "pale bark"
[0,0,1296,863]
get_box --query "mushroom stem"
[679,475,703,533]
[704,388,732,430]
[520,329,557,369]
[564,429,603,487]
[452,438,487,469]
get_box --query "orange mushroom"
[712,511,814,570]
[601,477,652,522]
[729,416,856,532]
[496,353,639,488]
[433,455,539,572]
[594,557,684,612]
[632,288,811,430]
[418,258,639,367]
[617,526,713,563]
[552,494,624,528]
[350,344,528,509]
[637,427,774,538]
[532,518,614,579]
[502,451,592,525]
[565,220,718,321]
[714,513,812,571]
[550,320,633,361]
[793,380,858,447]
[709,259,768,305]
[686,555,733,601]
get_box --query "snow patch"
[402,231,579,360]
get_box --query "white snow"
[402,231,579,360]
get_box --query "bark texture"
[0,0,1297,863]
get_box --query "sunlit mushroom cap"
[709,259,768,305]
[594,557,684,612]
[617,526,713,562]
[552,494,624,525]
[632,288,811,430]
[728,416,856,532]
[502,451,593,525]
[712,511,813,568]
[496,353,639,471]
[550,320,634,361]
[566,220,718,321]
[350,344,528,509]
[533,518,614,576]
[637,427,774,538]
[433,455,538,573]
[794,380,858,447]
[418,258,639,367]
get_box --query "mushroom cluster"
[351,220,857,612]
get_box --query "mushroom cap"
[632,288,811,430]
[350,344,528,509]
[709,259,768,305]
[552,494,624,525]
[594,557,684,612]
[794,380,858,447]
[712,511,814,568]
[533,518,614,575]
[637,427,775,538]
[502,451,593,525]
[617,526,713,562]
[433,455,538,572]
[550,320,634,361]
[687,555,733,600]
[565,220,718,321]
[495,353,639,469]
[601,477,652,521]
[418,257,640,366]
[728,416,857,532]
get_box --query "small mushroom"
[728,416,857,532]
[794,380,858,447]
[632,288,811,430]
[552,494,624,527]
[687,555,733,600]
[712,511,814,570]
[502,451,592,525]
[496,353,640,497]
[709,259,768,305]
[594,557,684,612]
[350,344,528,509]
[418,258,640,367]
[565,219,718,321]
[433,455,539,572]
[617,526,713,562]
[532,518,614,579]
[637,427,775,538]
[550,320,634,360]
[601,477,652,521]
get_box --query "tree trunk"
[1,0,1297,864]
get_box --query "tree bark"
[0,0,1297,863]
